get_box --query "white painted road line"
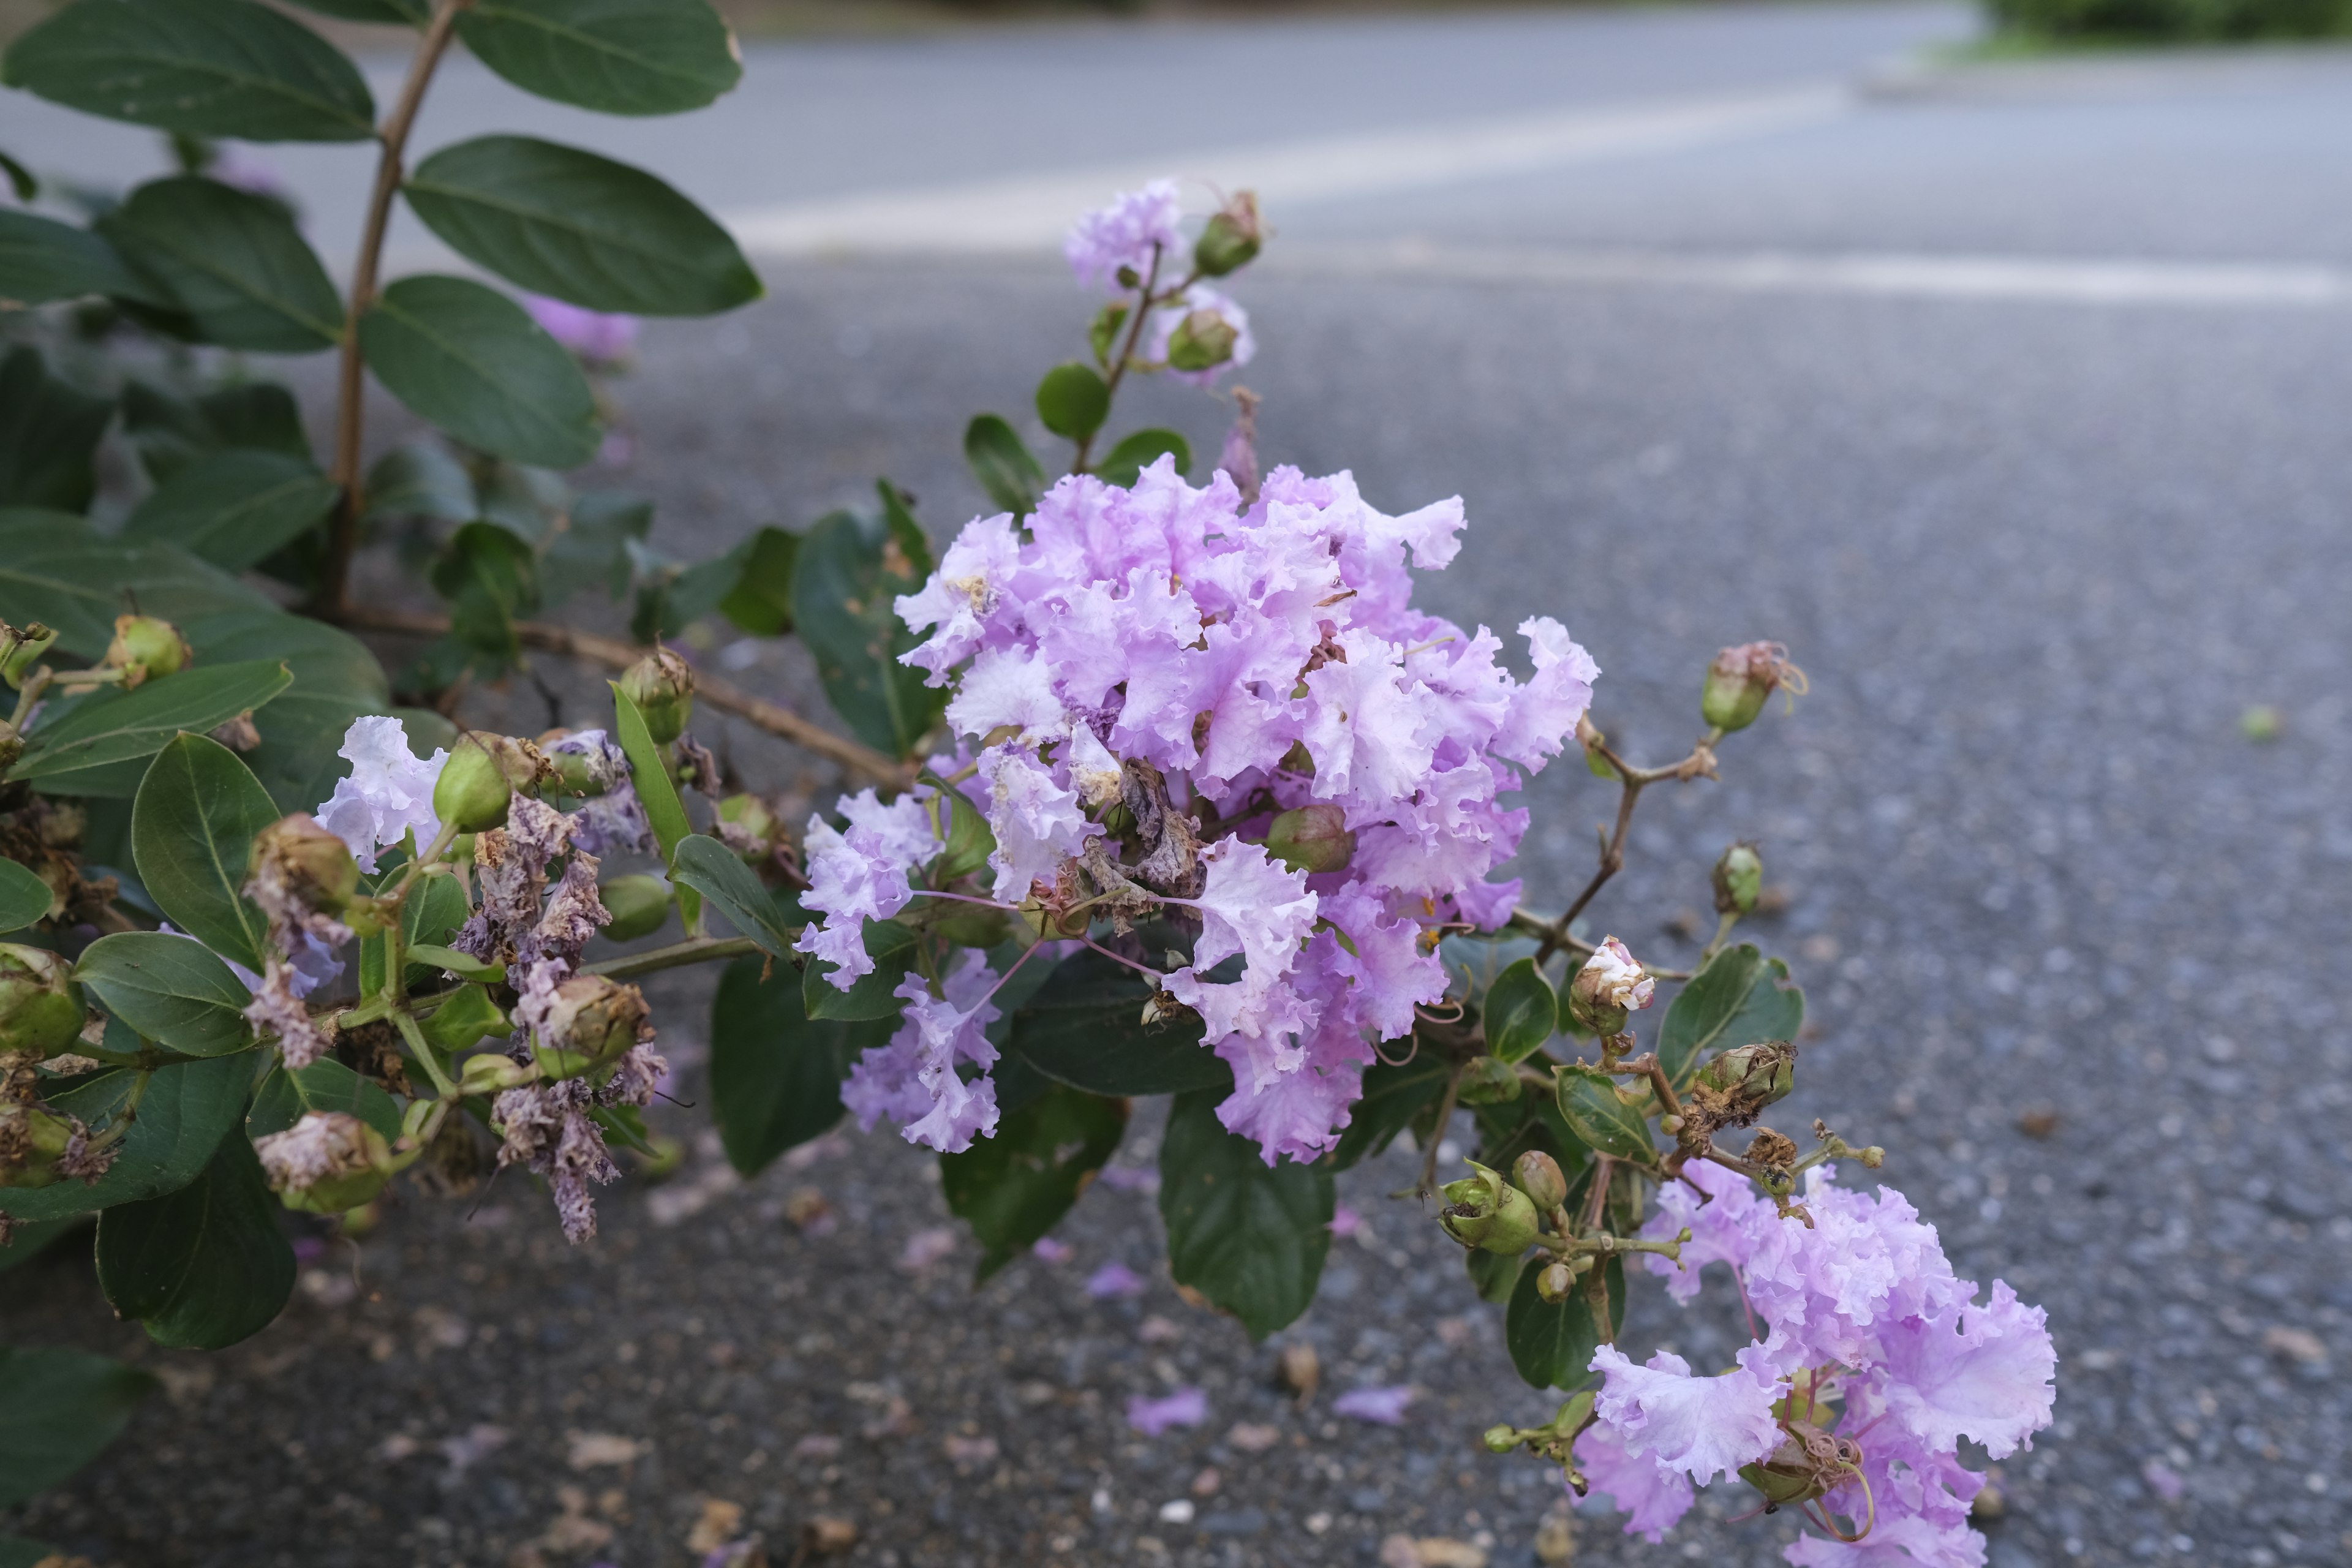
[721,84,1849,258]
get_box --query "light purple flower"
[793,802,934,987]
[1331,1385,1414,1425]
[1329,1205,1361,1238]
[315,715,446,873]
[1177,839,1317,981]
[526,295,638,362]
[840,955,1002,1153]
[1064,180,1183,290]
[979,745,1092,902]
[1588,1342,1785,1487]
[1874,1280,2056,1460]
[1126,1386,1208,1436]
[1574,1420,1694,1544]
[1087,1261,1147,1300]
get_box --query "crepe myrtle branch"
[1529,717,1722,968]
[333,605,908,787]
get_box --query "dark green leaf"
[0,345,112,511]
[175,609,388,812]
[431,520,538,668]
[716,525,797,635]
[0,857,49,934]
[609,680,691,862]
[418,982,507,1054]
[710,953,892,1175]
[11,659,292,794]
[362,440,475,524]
[630,538,747,644]
[963,413,1046,515]
[121,448,337,570]
[1658,943,1803,1087]
[803,918,919,1022]
[1159,1087,1332,1340]
[0,1538,62,1568]
[1327,1050,1450,1171]
[1094,428,1191,488]
[1034,361,1109,441]
[1466,1245,1525,1306]
[97,175,343,352]
[2,0,376,142]
[1005,947,1227,1096]
[0,1215,83,1273]
[359,274,599,469]
[75,930,253,1056]
[247,1057,402,1143]
[0,208,160,306]
[672,833,795,958]
[1483,957,1557,1064]
[942,1082,1126,1280]
[285,0,428,22]
[358,869,471,993]
[456,0,741,116]
[121,378,309,484]
[790,503,943,759]
[0,1346,155,1509]
[129,733,276,973]
[1553,1065,1656,1164]
[95,1131,294,1349]
[0,147,35,202]
[543,490,653,606]
[407,134,758,315]
[0,512,274,661]
[405,943,503,983]
[922,769,994,884]
[1504,1254,1623,1390]
[0,1052,247,1223]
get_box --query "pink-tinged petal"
[1181,838,1317,979]
[1589,1342,1785,1486]
[897,512,1023,685]
[1491,616,1598,771]
[1126,1386,1209,1436]
[981,746,1093,902]
[1876,1280,2057,1461]
[1572,1421,1694,1544]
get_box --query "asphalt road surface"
[6,5,2352,1566]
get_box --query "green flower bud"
[717,793,779,862]
[0,1101,76,1189]
[1512,1150,1569,1212]
[253,1110,396,1215]
[1535,1260,1579,1303]
[543,741,606,798]
[1455,1054,1522,1106]
[1566,936,1651,1036]
[1193,191,1262,277]
[1688,1041,1798,1135]
[1264,804,1354,876]
[103,614,190,688]
[247,815,359,916]
[1,620,56,689]
[530,974,650,1084]
[1439,1160,1542,1255]
[1166,308,1240,374]
[0,944,85,1059]
[432,733,551,834]
[619,649,695,745]
[1700,642,1803,734]
[1713,841,1763,916]
[599,874,672,943]
[458,1051,536,1096]
[1482,1423,1520,1455]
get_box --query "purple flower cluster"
[797,458,1597,1164]
[1063,179,1183,290]
[1576,1163,2056,1563]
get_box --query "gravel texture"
[9,27,2352,1564]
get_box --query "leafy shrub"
[1985,0,2352,40]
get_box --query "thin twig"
[318,0,466,617]
[334,605,907,786]
[581,934,765,980]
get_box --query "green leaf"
[1159,1087,1333,1340]
[10,658,293,794]
[1005,946,1227,1096]
[0,1052,247,1223]
[1466,1246,1525,1305]
[1658,943,1803,1087]
[2,0,376,142]
[358,870,471,993]
[97,175,343,352]
[417,982,507,1054]
[790,503,943,760]
[1034,361,1109,441]
[363,440,475,524]
[672,833,795,958]
[922,770,994,884]
[1504,1254,1623,1390]
[942,1082,1126,1280]
[74,931,254,1057]
[285,0,428,22]
[175,609,388,811]
[630,538,747,644]
[715,525,798,635]
[407,135,759,315]
[455,0,742,116]
[132,735,276,974]
[609,680,691,863]
[431,520,538,668]
[963,413,1046,515]
[0,1346,156,1509]
[1553,1065,1655,1164]
[0,208,160,306]
[359,274,599,469]
[0,512,274,660]
[1483,957,1557,1064]
[0,857,49,934]
[0,345,112,511]
[802,918,919,1022]
[543,489,653,606]
[121,448,338,570]
[95,1131,295,1349]
[709,952,892,1175]
[405,943,504,983]
[122,379,310,484]
[1327,1050,1450,1171]
[1094,428,1191,488]
[247,1057,402,1143]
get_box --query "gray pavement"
[6,4,2352,1566]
